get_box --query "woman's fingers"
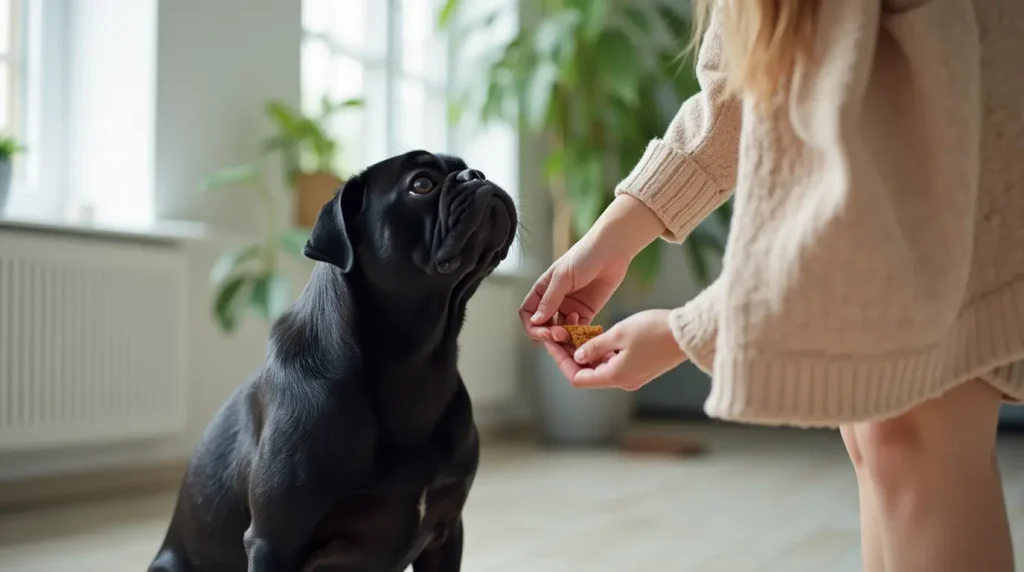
[573,327,620,364]
[519,275,554,340]
[572,353,626,388]
[547,313,579,343]
[531,269,572,326]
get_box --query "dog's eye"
[411,177,434,195]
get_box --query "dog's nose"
[456,169,485,183]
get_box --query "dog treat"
[563,324,603,348]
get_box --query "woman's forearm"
[588,194,666,260]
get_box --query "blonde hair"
[689,0,820,107]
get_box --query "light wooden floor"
[2,423,1024,571]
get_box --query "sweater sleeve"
[614,9,741,243]
[668,279,722,373]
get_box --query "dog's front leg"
[412,518,464,572]
[244,455,335,572]
[244,399,376,572]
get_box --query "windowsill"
[0,214,212,245]
[0,213,536,282]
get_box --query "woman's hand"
[519,195,665,343]
[519,235,629,343]
[543,309,687,391]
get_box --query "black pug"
[149,151,518,572]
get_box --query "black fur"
[149,151,518,572]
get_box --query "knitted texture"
[615,0,1024,427]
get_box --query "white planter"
[530,344,632,448]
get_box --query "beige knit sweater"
[615,0,1024,427]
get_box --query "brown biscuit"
[563,325,604,349]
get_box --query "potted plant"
[441,0,730,446]
[203,96,360,334]
[0,133,25,216]
[260,96,362,228]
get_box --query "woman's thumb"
[573,328,617,365]
[530,270,572,324]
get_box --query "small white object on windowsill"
[73,202,96,226]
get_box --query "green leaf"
[564,151,606,240]
[265,100,303,137]
[333,97,364,110]
[544,147,565,180]
[447,98,465,125]
[279,228,311,259]
[576,0,610,39]
[0,134,25,158]
[213,275,252,334]
[200,164,257,192]
[318,95,362,119]
[210,244,264,286]
[595,30,641,105]
[438,0,462,29]
[250,274,291,321]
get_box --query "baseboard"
[0,461,187,513]
[0,411,538,514]
[478,420,536,445]
[0,429,533,514]
[634,406,710,422]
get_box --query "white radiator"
[0,230,188,452]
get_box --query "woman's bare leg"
[840,425,887,572]
[850,380,1014,572]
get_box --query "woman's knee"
[850,380,1002,490]
[851,415,932,485]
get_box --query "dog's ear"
[303,177,364,272]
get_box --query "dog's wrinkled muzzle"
[434,169,516,275]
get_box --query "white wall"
[0,0,531,481]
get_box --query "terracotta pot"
[294,172,343,228]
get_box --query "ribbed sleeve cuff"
[669,281,721,373]
[614,140,728,243]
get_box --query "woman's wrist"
[589,194,665,259]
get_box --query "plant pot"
[0,158,11,216]
[531,344,633,448]
[294,172,343,228]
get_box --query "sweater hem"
[704,276,1024,428]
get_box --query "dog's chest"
[417,488,428,521]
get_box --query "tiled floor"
[2,423,1024,571]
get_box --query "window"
[3,0,157,228]
[0,0,27,209]
[0,0,20,136]
[301,0,522,273]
